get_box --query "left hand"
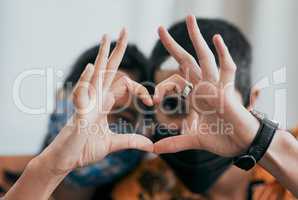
[153,15,260,157]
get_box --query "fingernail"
[219,35,224,43]
[186,15,193,20]
[158,26,164,33]
[101,34,107,43]
[147,97,154,106]
[153,95,159,104]
[86,63,91,70]
[87,63,94,71]
[118,27,127,40]
[215,34,223,41]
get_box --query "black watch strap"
[233,110,279,171]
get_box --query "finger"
[123,76,153,106]
[158,26,202,84]
[110,76,153,106]
[158,26,196,65]
[72,64,95,116]
[153,134,200,154]
[91,34,111,90]
[153,74,190,104]
[73,64,95,103]
[104,28,128,89]
[186,15,219,81]
[109,134,153,153]
[73,64,95,94]
[213,34,237,84]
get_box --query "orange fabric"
[112,158,297,200]
[112,157,205,200]
[251,165,295,200]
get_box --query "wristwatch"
[233,110,279,171]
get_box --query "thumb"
[109,133,153,153]
[154,111,201,154]
[153,134,201,154]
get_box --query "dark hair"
[64,42,149,89]
[150,18,252,106]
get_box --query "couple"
[4,16,298,200]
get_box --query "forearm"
[3,156,68,200]
[259,129,298,197]
[225,105,298,196]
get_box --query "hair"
[64,42,149,89]
[150,18,252,106]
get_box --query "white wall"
[1,0,297,154]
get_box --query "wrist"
[259,130,293,168]
[29,155,70,179]
[221,101,260,153]
[236,109,260,151]
[4,155,68,199]
[233,109,280,171]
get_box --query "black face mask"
[153,125,233,194]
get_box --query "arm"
[259,129,298,196]
[3,151,68,200]
[221,96,298,195]
[224,103,298,195]
[3,29,153,200]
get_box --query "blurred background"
[0,0,297,154]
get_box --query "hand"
[153,15,260,157]
[111,72,153,107]
[39,29,153,175]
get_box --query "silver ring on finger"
[181,82,193,100]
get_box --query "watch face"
[235,155,256,171]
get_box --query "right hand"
[39,29,153,175]
[153,15,260,157]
